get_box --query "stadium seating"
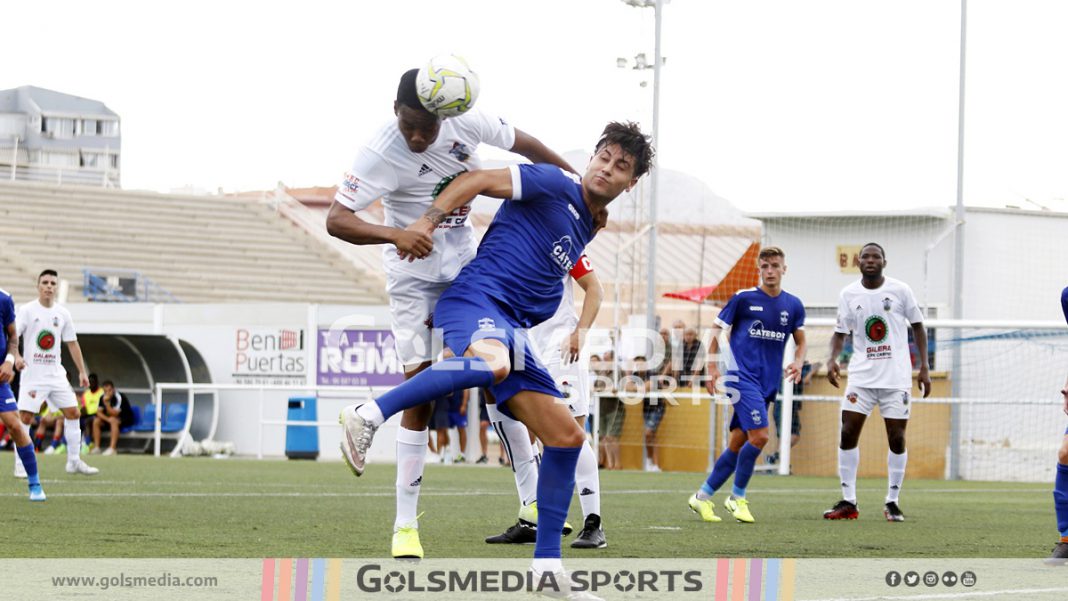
[0,180,389,304]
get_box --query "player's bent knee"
[748,431,770,448]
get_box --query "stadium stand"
[0,180,388,304]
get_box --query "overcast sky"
[6,0,1068,213]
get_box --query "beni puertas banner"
[232,327,306,384]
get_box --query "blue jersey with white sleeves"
[449,163,594,327]
[0,289,13,353]
[715,287,806,397]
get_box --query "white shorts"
[547,359,590,418]
[386,274,451,368]
[842,386,911,420]
[17,382,78,413]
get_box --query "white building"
[0,86,121,187]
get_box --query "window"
[99,119,119,137]
[80,119,96,136]
[42,117,75,139]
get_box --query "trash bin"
[285,397,319,460]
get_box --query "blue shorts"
[726,375,775,432]
[0,383,15,413]
[433,288,561,413]
[447,410,468,428]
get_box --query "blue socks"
[731,442,763,498]
[1055,463,1068,538]
[373,357,496,421]
[16,444,40,486]
[701,448,739,497]
[534,446,581,559]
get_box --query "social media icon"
[885,571,901,587]
[942,571,958,587]
[904,571,920,587]
[961,571,976,587]
[923,571,938,587]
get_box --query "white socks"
[356,402,385,428]
[64,418,83,464]
[887,449,907,503]
[838,446,860,504]
[394,426,428,530]
[575,441,600,519]
[486,402,538,509]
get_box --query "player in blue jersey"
[1048,285,1068,565]
[340,121,651,590]
[0,286,45,501]
[688,246,806,524]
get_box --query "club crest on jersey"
[449,142,471,162]
[551,236,575,273]
[780,310,789,326]
[37,329,56,351]
[477,317,496,331]
[865,315,888,343]
[883,297,892,311]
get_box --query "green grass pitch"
[0,453,1054,558]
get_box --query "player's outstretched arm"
[563,270,603,365]
[704,325,724,396]
[67,340,89,388]
[511,129,577,176]
[785,329,807,384]
[399,169,513,261]
[326,200,432,257]
[827,332,847,388]
[911,322,931,398]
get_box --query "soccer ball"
[415,55,480,118]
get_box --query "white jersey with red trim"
[334,109,516,283]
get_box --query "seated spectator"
[90,381,136,455]
[81,373,104,448]
[35,404,65,454]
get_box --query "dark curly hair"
[594,121,654,178]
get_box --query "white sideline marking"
[802,587,1068,601]
[647,526,682,530]
[4,487,1044,498]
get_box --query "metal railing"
[82,268,179,302]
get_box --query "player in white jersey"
[823,243,929,521]
[326,68,575,559]
[485,254,607,549]
[13,270,98,477]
